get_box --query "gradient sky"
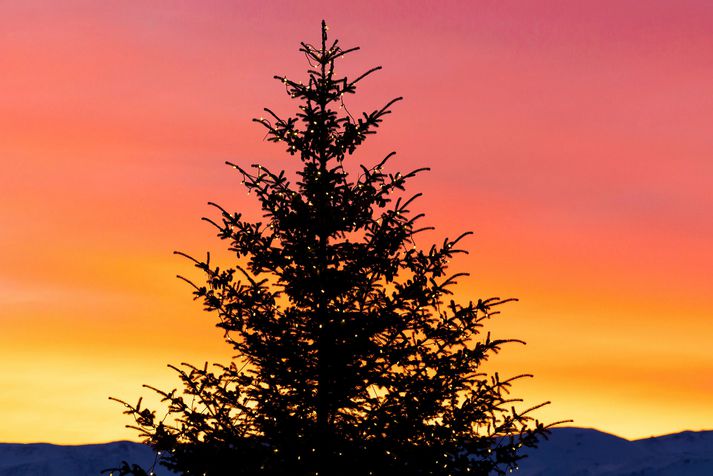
[1,0,712,444]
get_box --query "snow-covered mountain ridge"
[0,441,173,476]
[517,427,713,475]
[0,428,711,475]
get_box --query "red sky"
[1,0,711,443]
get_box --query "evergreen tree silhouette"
[107,21,557,476]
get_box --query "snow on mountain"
[516,427,713,476]
[0,428,711,475]
[0,441,174,476]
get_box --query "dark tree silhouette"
[107,21,557,476]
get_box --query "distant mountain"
[516,427,713,475]
[0,441,174,476]
[1,428,711,475]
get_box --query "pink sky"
[1,0,712,443]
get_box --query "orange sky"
[1,0,712,444]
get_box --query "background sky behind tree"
[1,0,711,444]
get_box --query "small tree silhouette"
[108,22,556,476]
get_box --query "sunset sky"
[1,0,711,444]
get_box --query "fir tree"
[108,21,556,476]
